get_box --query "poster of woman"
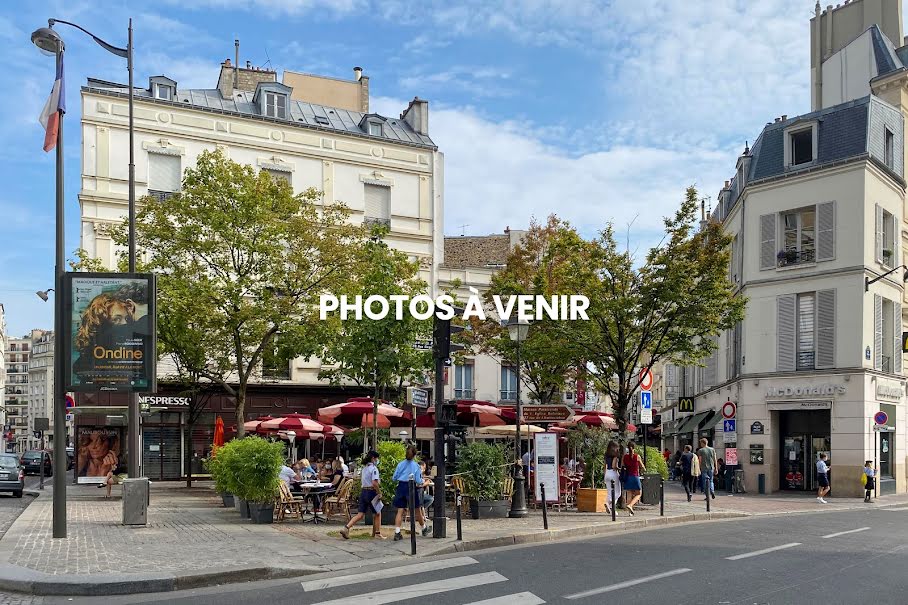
[64,273,156,392]
[77,427,123,482]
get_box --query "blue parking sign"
[640,391,652,409]
[723,419,736,433]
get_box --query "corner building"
[673,1,908,498]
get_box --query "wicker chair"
[275,482,306,522]
[502,476,514,501]
[450,476,470,515]
[323,479,354,522]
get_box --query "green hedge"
[218,436,285,503]
[642,446,669,480]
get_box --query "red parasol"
[212,416,225,454]
[317,399,411,428]
[242,415,274,433]
[416,402,509,428]
[260,413,326,433]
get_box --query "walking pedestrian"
[816,453,830,504]
[339,450,383,540]
[691,449,701,495]
[392,447,428,540]
[622,441,646,515]
[603,440,621,515]
[680,445,695,501]
[862,460,875,503]
[697,438,717,500]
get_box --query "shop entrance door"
[142,413,183,481]
[780,434,830,491]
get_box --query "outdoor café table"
[294,481,336,524]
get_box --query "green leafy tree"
[566,187,746,433]
[319,227,432,450]
[472,216,588,403]
[111,149,365,437]
[566,425,611,489]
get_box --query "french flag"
[38,55,65,152]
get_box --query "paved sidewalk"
[1,480,906,597]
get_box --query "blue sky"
[0,1,891,335]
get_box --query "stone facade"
[216,60,277,97]
[442,234,511,269]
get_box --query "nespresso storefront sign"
[765,384,845,399]
[137,395,190,407]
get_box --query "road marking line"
[463,592,545,605]
[564,568,692,599]
[881,507,908,511]
[726,543,801,560]
[301,557,477,591]
[822,527,870,539]
[310,572,507,605]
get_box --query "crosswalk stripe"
[463,592,545,605]
[301,557,478,591]
[881,507,908,511]
[822,527,870,539]
[725,543,801,560]
[310,571,508,605]
[564,568,692,599]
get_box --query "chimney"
[354,66,363,81]
[781,114,787,121]
[234,39,239,91]
[401,96,429,136]
[246,60,251,69]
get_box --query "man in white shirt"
[278,464,300,487]
[816,453,830,503]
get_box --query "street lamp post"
[31,18,135,539]
[505,317,530,518]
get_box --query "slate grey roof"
[869,24,904,78]
[83,79,437,150]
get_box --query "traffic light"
[433,307,466,363]
[439,400,458,425]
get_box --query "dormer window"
[154,84,173,100]
[149,76,177,103]
[783,121,818,168]
[265,92,287,119]
[369,122,382,136]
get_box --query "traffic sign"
[725,448,738,465]
[874,411,889,425]
[65,394,75,409]
[721,401,737,419]
[521,405,574,423]
[639,368,654,391]
[407,387,429,409]
[678,397,694,413]
[640,391,652,409]
[65,414,74,422]
[413,340,433,351]
[640,408,653,425]
[723,419,736,433]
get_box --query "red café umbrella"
[416,401,508,428]
[317,399,411,428]
[260,413,326,434]
[242,415,274,433]
[212,416,225,452]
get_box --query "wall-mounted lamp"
[35,289,54,302]
[865,265,908,292]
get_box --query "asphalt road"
[49,503,908,605]
[0,476,44,605]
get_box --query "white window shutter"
[364,184,390,220]
[760,214,776,270]
[816,202,835,261]
[777,294,796,371]
[148,153,181,192]
[874,293,883,370]
[875,204,884,263]
[894,301,902,375]
[705,336,718,388]
[816,289,836,369]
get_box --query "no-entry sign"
[639,368,653,391]
[722,401,737,419]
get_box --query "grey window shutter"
[875,204,884,263]
[364,184,390,220]
[816,201,835,261]
[760,214,776,270]
[816,289,836,369]
[874,293,883,370]
[148,153,181,192]
[777,294,796,371]
[895,301,902,375]
[705,336,718,388]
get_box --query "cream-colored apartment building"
[669,0,908,498]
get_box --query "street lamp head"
[35,289,53,302]
[31,26,64,55]
[504,317,530,342]
[398,430,409,441]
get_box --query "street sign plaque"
[413,340,433,351]
[521,405,573,423]
[407,387,430,409]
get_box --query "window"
[369,122,382,136]
[363,184,390,227]
[885,128,895,170]
[500,366,517,401]
[790,129,813,165]
[314,115,330,126]
[454,364,474,399]
[264,92,287,119]
[262,168,291,185]
[881,297,895,373]
[148,153,181,200]
[797,293,815,371]
[881,208,895,267]
[154,84,173,101]
[780,208,816,266]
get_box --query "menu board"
[534,432,560,503]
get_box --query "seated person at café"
[279,463,301,487]
[419,460,434,511]
[575,457,586,476]
[337,456,349,474]
[312,459,346,511]
[298,458,316,478]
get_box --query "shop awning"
[698,410,722,432]
[676,411,710,434]
[661,418,683,436]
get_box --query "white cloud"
[399,66,514,98]
[159,0,367,17]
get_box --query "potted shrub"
[640,445,670,505]
[221,436,284,524]
[458,442,508,519]
[203,448,234,507]
[569,425,611,512]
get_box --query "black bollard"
[610,479,616,522]
[541,483,548,530]
[409,476,417,555]
[706,480,711,513]
[660,478,664,517]
[455,487,463,541]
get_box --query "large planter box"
[640,474,662,505]
[469,499,509,520]
[221,493,234,508]
[248,501,274,524]
[364,505,399,526]
[236,497,250,518]
[576,488,608,513]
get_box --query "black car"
[21,450,52,477]
[0,454,25,497]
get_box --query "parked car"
[0,454,25,497]
[21,450,52,477]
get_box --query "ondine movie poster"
[65,273,156,392]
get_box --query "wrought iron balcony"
[777,248,816,267]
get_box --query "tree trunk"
[372,374,380,452]
[235,388,246,439]
[185,419,194,488]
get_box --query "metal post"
[610,479,616,522]
[52,47,67,537]
[509,336,528,518]
[540,483,548,530]
[39,435,45,490]
[408,476,416,556]
[706,485,711,512]
[660,478,664,516]
[126,19,141,482]
[643,422,647,467]
[432,353,446,538]
[455,488,462,541]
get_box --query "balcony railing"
[454,389,475,399]
[364,217,391,228]
[797,351,815,371]
[148,189,177,202]
[777,248,816,267]
[500,390,517,401]
[882,355,892,374]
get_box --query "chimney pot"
[781,114,787,121]
[225,59,231,66]
[246,60,251,69]
[354,66,363,81]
